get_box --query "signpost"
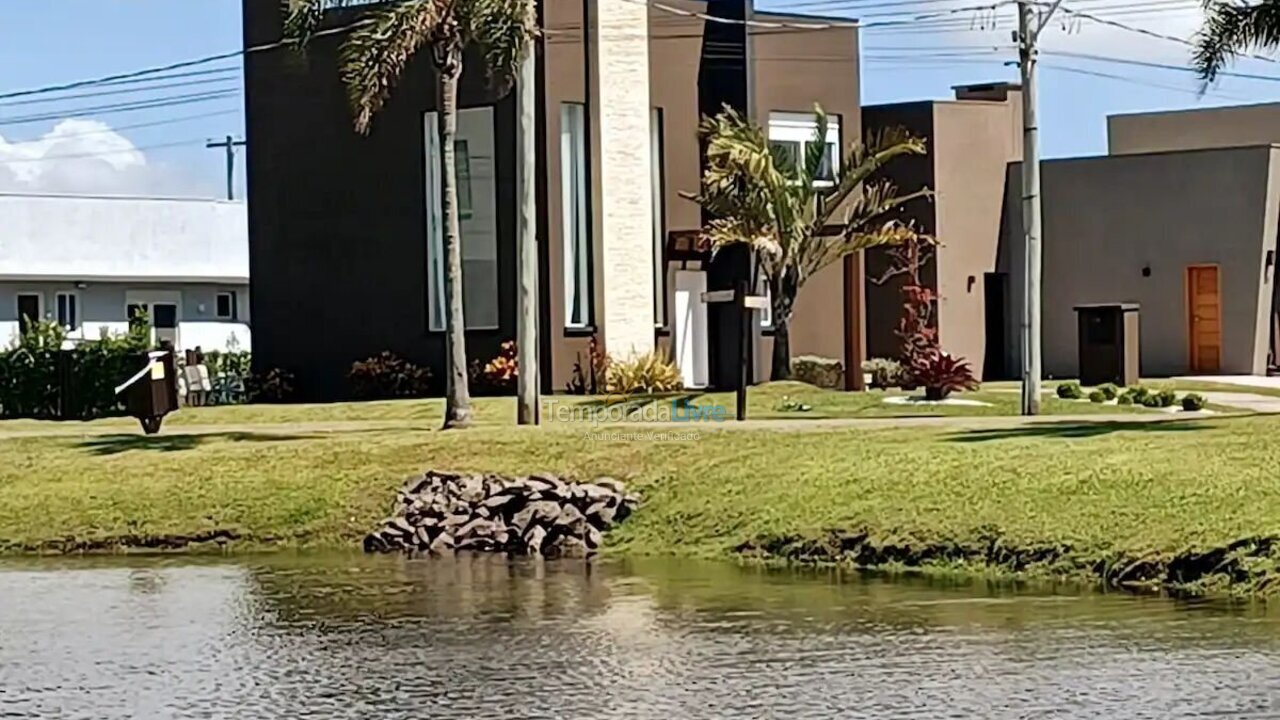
[703,283,767,421]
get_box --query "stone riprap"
[363,471,637,557]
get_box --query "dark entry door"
[983,273,1008,380]
[152,304,178,347]
[16,294,40,334]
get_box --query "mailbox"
[1074,303,1140,387]
[118,350,179,434]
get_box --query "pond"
[2,553,1279,718]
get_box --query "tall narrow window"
[561,103,591,328]
[651,107,666,327]
[55,292,78,331]
[424,108,499,331]
[16,293,40,335]
[216,291,237,320]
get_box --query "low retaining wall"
[364,471,638,557]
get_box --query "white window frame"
[215,291,237,320]
[758,281,773,329]
[561,102,592,329]
[55,291,79,332]
[768,112,841,188]
[651,107,667,328]
[423,108,499,332]
[125,290,182,346]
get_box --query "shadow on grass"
[78,432,315,456]
[947,419,1211,443]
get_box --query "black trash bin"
[119,350,179,434]
[1074,303,1140,387]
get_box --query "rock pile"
[363,471,637,557]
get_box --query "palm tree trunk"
[439,52,473,429]
[769,283,794,382]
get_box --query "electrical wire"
[0,138,208,164]
[0,91,238,127]
[0,77,241,109]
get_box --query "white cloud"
[0,119,213,197]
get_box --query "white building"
[1,193,250,352]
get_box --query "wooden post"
[843,251,866,391]
[737,278,750,421]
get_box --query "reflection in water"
[2,554,1280,718]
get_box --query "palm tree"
[284,0,536,428]
[685,105,931,381]
[1194,0,1280,80]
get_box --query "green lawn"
[0,381,1157,436]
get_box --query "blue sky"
[2,0,1280,199]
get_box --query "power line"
[1044,48,1280,81]
[0,90,238,127]
[0,77,240,109]
[0,138,207,165]
[1,108,243,141]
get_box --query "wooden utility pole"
[205,136,246,201]
[516,41,540,425]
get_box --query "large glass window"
[561,102,592,329]
[424,107,499,331]
[768,112,841,186]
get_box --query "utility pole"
[1016,0,1061,416]
[516,41,540,425]
[206,135,246,201]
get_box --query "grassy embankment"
[2,382,1278,595]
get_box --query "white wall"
[1,281,250,352]
[0,194,247,282]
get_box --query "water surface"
[2,554,1279,718]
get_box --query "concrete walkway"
[1178,374,1280,391]
[1198,391,1280,414]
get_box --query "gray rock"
[482,493,517,509]
[442,513,472,528]
[555,503,585,528]
[587,503,617,529]
[429,532,455,553]
[524,525,548,555]
[457,518,496,539]
[585,525,603,550]
[511,501,562,533]
[549,535,589,558]
[415,526,432,548]
[522,474,558,492]
[594,477,627,495]
[458,475,487,503]
[387,517,414,536]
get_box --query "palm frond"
[282,0,365,47]
[337,0,444,133]
[1194,0,1280,81]
[801,104,831,185]
[460,0,538,90]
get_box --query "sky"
[2,0,1280,200]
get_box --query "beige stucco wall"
[999,146,1279,378]
[1108,102,1280,156]
[932,97,1021,376]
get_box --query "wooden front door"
[1187,265,1222,373]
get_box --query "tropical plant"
[1056,381,1084,400]
[247,368,297,404]
[604,350,684,396]
[349,351,433,399]
[685,105,930,380]
[907,349,978,401]
[284,0,536,428]
[566,335,610,395]
[1194,0,1280,81]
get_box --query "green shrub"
[1056,382,1084,400]
[604,350,683,395]
[1156,388,1179,408]
[0,320,150,420]
[349,352,432,400]
[1126,386,1151,404]
[1141,394,1163,408]
[1088,389,1106,403]
[1182,393,1208,411]
[775,395,813,413]
[247,368,296,404]
[793,355,844,389]
[1099,383,1119,400]
[1117,394,1134,406]
[862,358,905,390]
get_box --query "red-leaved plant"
[908,348,978,400]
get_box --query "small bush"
[863,357,905,390]
[1181,393,1207,411]
[1117,394,1134,406]
[1088,389,1106,403]
[247,367,296,404]
[775,395,812,413]
[1141,394,1163,408]
[566,335,610,395]
[349,352,431,400]
[1056,382,1084,400]
[793,355,843,389]
[1125,386,1151,404]
[470,341,518,395]
[1098,383,1119,400]
[1155,388,1179,408]
[906,350,979,401]
[604,350,683,395]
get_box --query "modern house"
[242,0,863,399]
[1,193,251,352]
[997,103,1280,378]
[861,82,1023,380]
